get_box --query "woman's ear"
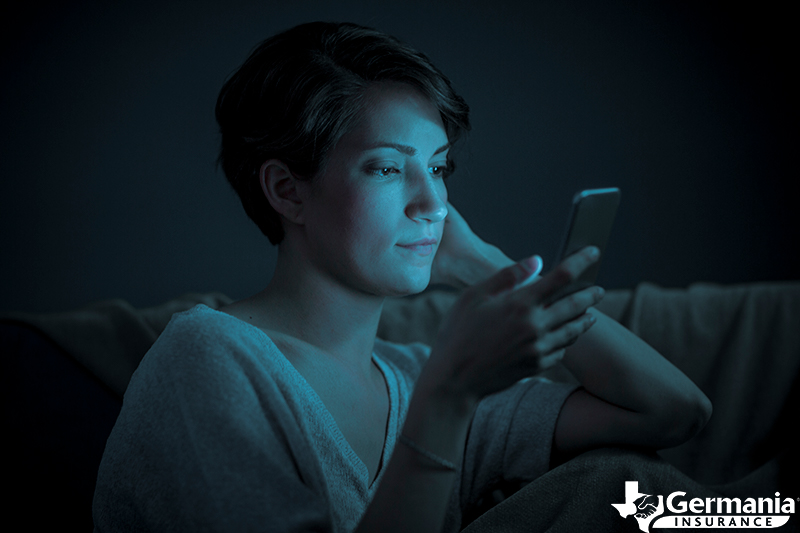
[259,159,305,225]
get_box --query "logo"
[612,481,665,532]
[612,481,795,531]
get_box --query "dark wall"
[2,0,796,313]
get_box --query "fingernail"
[517,256,543,287]
[522,255,543,276]
[530,255,543,277]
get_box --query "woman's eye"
[430,165,449,178]
[369,167,399,178]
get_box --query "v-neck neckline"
[203,304,396,490]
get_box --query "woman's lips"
[397,238,438,256]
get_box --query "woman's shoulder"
[167,302,241,328]
[96,304,333,532]
[154,304,264,353]
[133,304,283,384]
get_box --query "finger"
[513,347,566,375]
[531,312,596,354]
[516,256,544,288]
[535,246,598,299]
[539,286,604,330]
[536,348,566,371]
[517,246,599,302]
[474,255,543,297]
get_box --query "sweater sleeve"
[459,377,579,515]
[92,310,332,533]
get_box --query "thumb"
[477,255,543,296]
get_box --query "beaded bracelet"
[398,434,457,472]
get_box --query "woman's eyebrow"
[363,142,451,156]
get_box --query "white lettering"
[758,497,774,514]
[782,498,796,514]
[667,491,687,513]
[653,515,792,529]
[744,498,757,513]
[689,498,704,513]
[716,497,741,514]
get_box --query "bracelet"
[398,434,457,472]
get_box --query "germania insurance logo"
[612,481,796,531]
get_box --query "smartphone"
[546,188,621,303]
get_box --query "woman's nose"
[405,169,447,223]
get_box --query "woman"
[93,21,712,532]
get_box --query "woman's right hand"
[425,246,605,402]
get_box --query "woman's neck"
[250,247,386,376]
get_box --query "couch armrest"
[618,282,800,484]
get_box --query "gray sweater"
[93,304,577,532]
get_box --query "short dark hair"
[215,21,471,244]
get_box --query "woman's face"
[297,82,450,297]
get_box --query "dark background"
[2,0,797,313]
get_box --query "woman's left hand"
[430,203,515,288]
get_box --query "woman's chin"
[375,271,431,298]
